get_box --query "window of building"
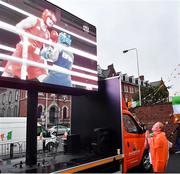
[122,85,124,92]
[37,105,43,118]
[124,85,128,93]
[14,106,17,117]
[49,107,56,124]
[0,108,2,117]
[63,107,67,119]
[131,87,134,93]
[135,79,138,85]
[1,108,5,117]
[15,90,19,101]
[2,93,5,104]
[125,75,129,82]
[132,77,135,84]
[7,107,11,117]
[8,91,12,103]
[129,77,132,83]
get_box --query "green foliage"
[133,83,169,105]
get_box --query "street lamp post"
[123,48,142,106]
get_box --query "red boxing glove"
[50,30,58,43]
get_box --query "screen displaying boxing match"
[0,0,98,91]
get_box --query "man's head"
[152,122,164,132]
[42,9,57,28]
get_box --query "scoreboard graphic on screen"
[0,0,97,91]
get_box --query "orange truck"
[0,78,150,173]
[122,97,150,172]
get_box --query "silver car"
[48,125,70,135]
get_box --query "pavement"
[1,143,179,173]
[127,152,180,173]
[165,152,180,173]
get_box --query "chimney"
[108,64,114,70]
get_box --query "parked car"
[48,124,70,135]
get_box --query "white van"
[0,117,58,157]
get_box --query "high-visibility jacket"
[149,131,169,172]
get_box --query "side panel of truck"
[71,77,123,159]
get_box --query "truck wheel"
[139,149,152,172]
[46,142,55,152]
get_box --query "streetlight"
[123,48,142,106]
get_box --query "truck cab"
[122,98,150,172]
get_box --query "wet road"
[128,152,180,173]
[166,153,180,173]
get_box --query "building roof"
[149,80,161,87]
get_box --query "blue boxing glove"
[58,32,72,46]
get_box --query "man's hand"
[146,130,150,138]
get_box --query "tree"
[133,81,169,105]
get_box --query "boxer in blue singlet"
[43,32,74,87]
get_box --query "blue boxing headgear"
[58,32,72,46]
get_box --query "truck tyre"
[46,142,55,152]
[139,149,152,172]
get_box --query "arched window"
[2,108,5,117]
[49,107,56,124]
[14,106,17,117]
[15,90,19,101]
[8,91,12,103]
[2,93,5,104]
[7,107,11,117]
[63,107,67,119]
[37,105,43,118]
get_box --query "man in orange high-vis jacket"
[146,122,169,173]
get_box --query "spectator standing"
[174,124,180,153]
[146,122,169,173]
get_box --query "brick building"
[131,103,177,144]
[0,88,71,127]
[0,88,19,117]
[19,91,71,127]
[98,64,148,102]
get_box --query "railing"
[0,141,26,159]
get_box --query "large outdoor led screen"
[0,0,97,91]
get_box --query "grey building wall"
[0,88,19,117]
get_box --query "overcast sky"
[50,0,179,96]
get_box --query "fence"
[0,141,26,159]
